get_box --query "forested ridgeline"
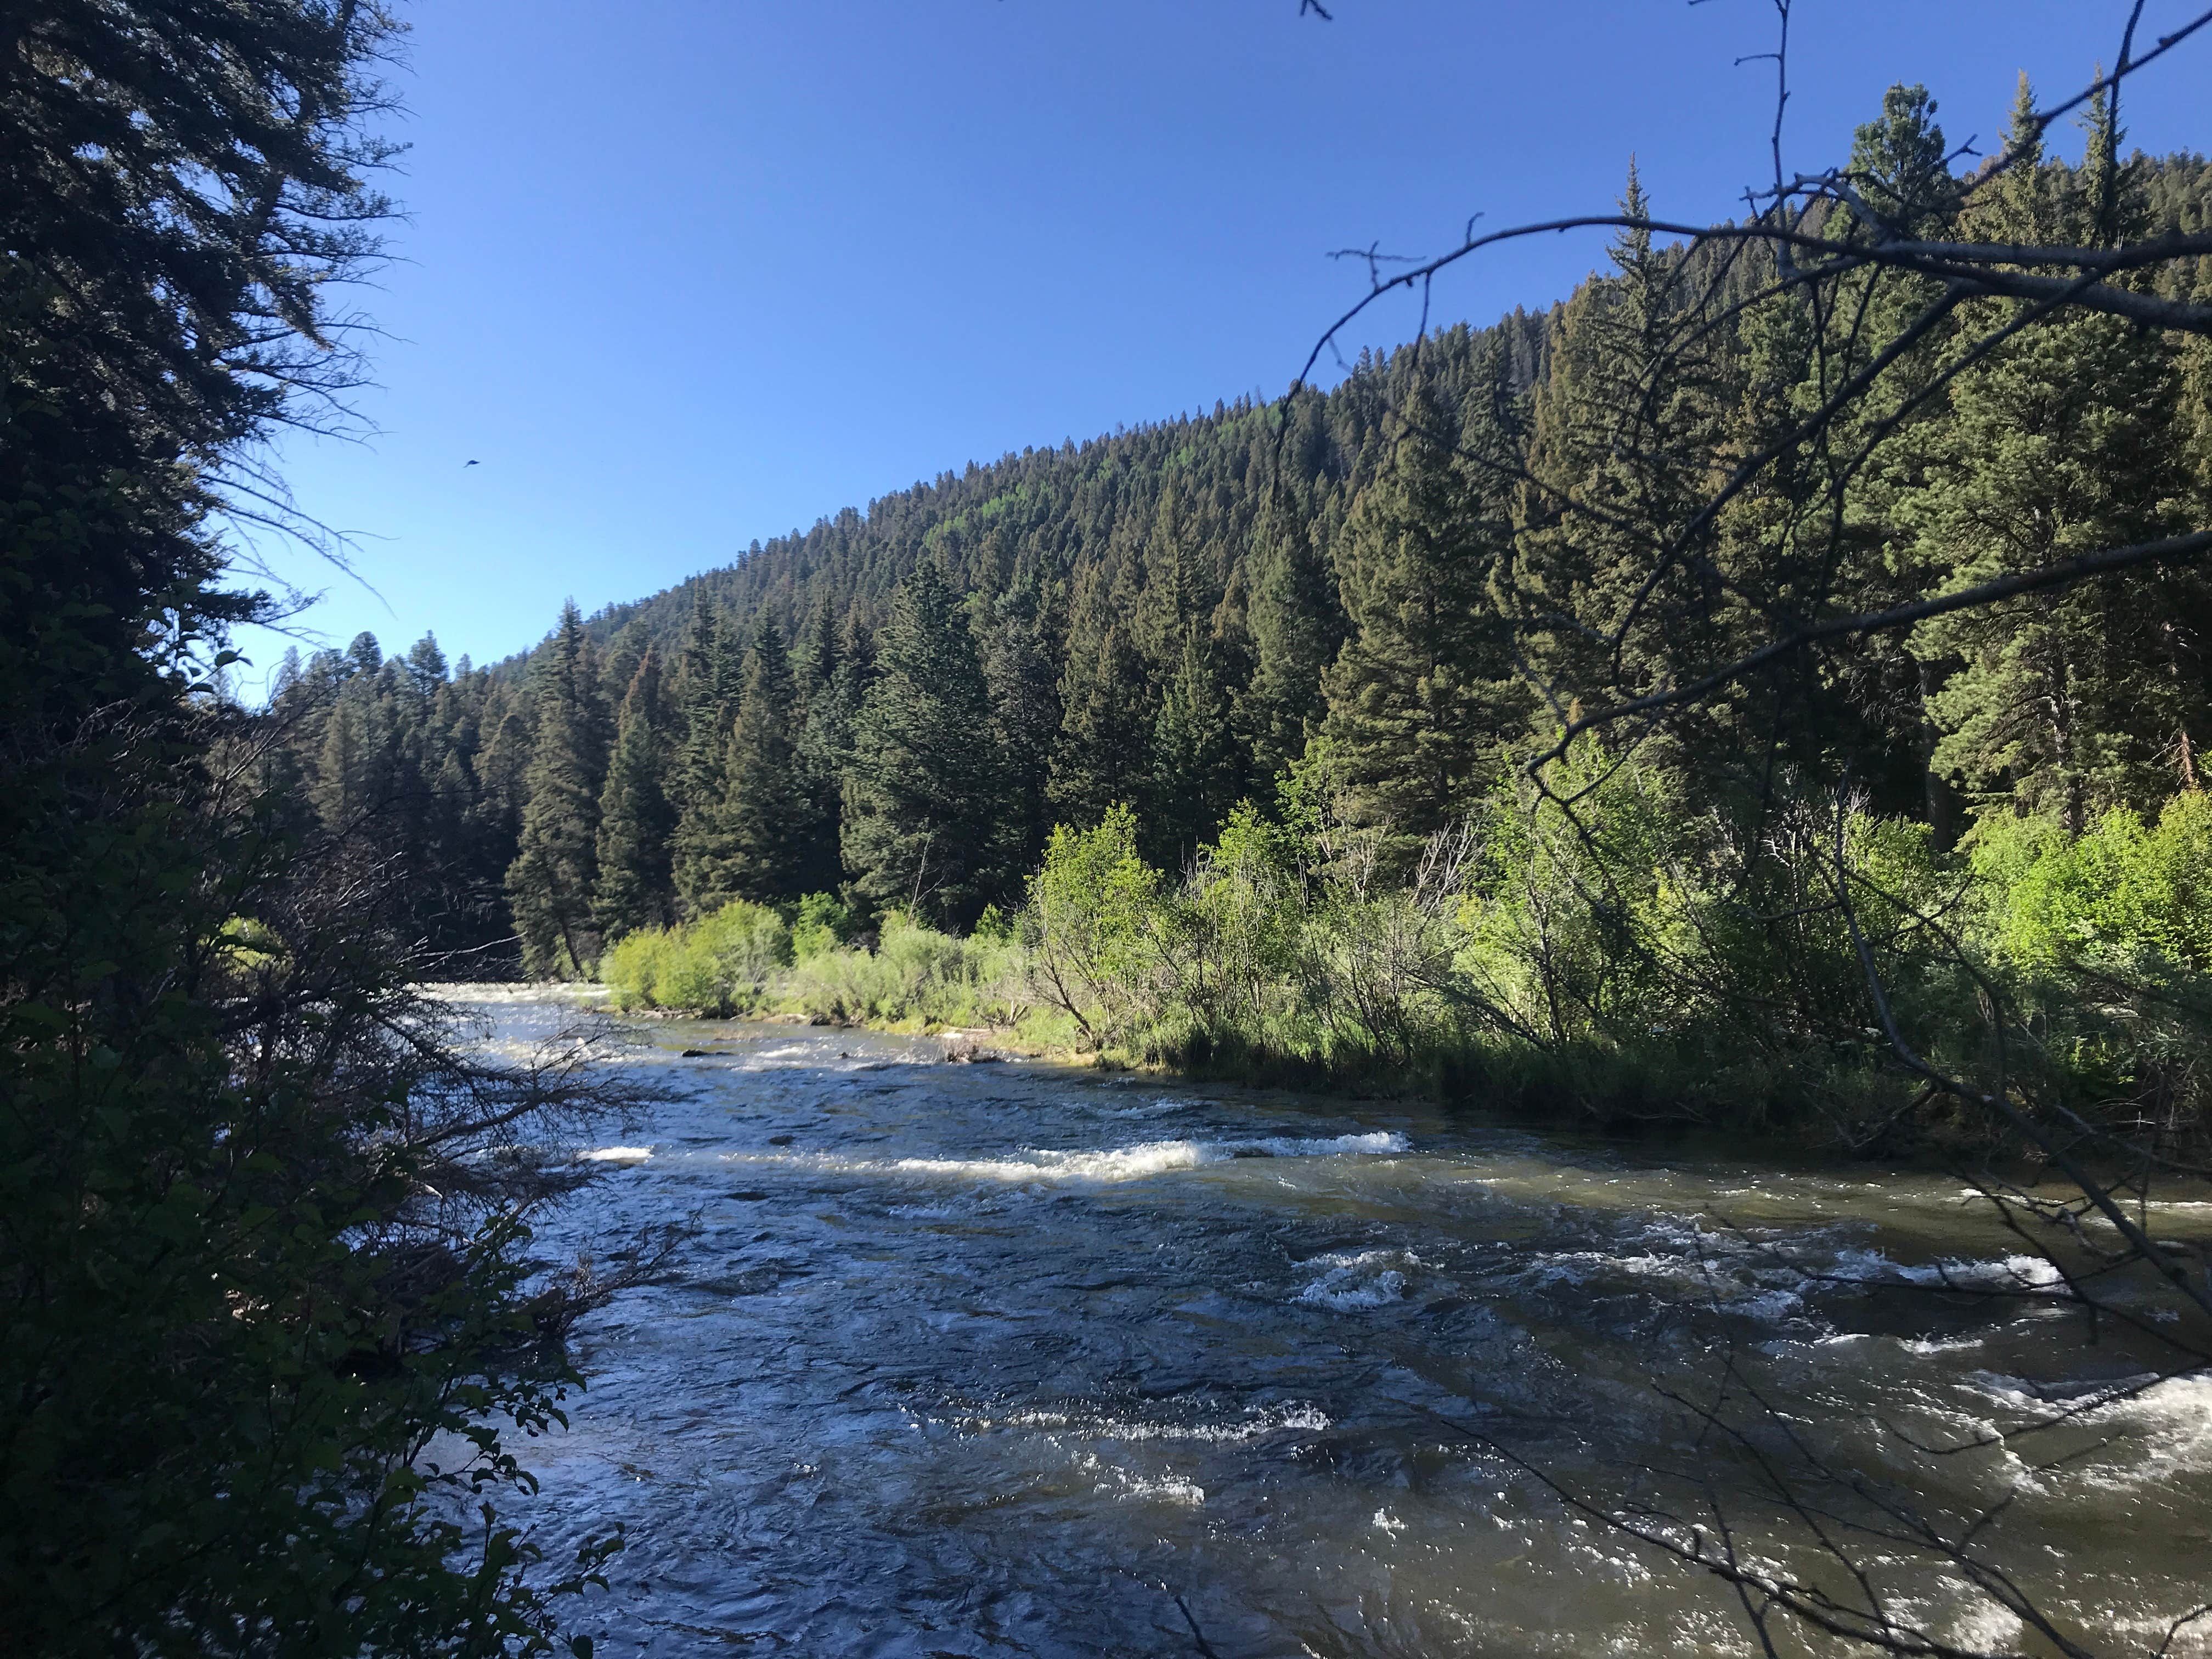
[256,300,1552,963]
[259,89,2212,1141]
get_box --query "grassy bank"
[594,775,2212,1155]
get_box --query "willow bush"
[591,764,2211,1151]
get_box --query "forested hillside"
[257,91,2212,1000]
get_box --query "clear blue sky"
[233,0,2209,685]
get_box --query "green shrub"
[791,891,851,961]
[610,780,2212,1149]
[599,901,790,1014]
[1976,793,2212,974]
[601,927,675,1011]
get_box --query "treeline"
[259,86,2212,990]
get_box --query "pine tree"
[1811,84,1974,840]
[507,600,610,976]
[594,647,676,938]
[983,579,1063,878]
[792,602,869,895]
[344,628,383,682]
[1907,80,2190,828]
[403,631,449,702]
[715,617,814,902]
[1047,563,1153,829]
[1241,493,1344,783]
[1148,619,1243,861]
[794,592,840,706]
[597,617,654,716]
[843,560,1006,926]
[817,605,876,768]
[1515,161,1733,743]
[672,590,744,915]
[1319,366,1521,861]
[311,690,370,828]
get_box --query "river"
[461,989,2212,1658]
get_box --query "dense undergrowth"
[599,753,2212,1155]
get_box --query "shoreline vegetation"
[255,97,2212,1184]
[594,788,2212,1157]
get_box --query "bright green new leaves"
[1977,793,2212,974]
[1029,804,1168,1041]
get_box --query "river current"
[461,989,2212,1657]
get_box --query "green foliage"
[257,632,523,964]
[3,3,618,1647]
[1319,364,1523,867]
[1000,761,2209,1146]
[1976,793,2212,974]
[844,560,1008,927]
[1240,500,1343,783]
[791,890,853,960]
[1148,621,1244,860]
[603,900,792,1015]
[1028,804,1170,1042]
[606,901,1038,1033]
[782,912,1035,1030]
[595,648,677,940]
[694,618,815,909]
[509,602,610,978]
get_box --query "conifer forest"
[10,2,2212,1655]
[268,94,2212,1134]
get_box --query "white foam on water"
[731,1131,1409,1187]
[1518,1242,1815,1324]
[580,1145,654,1163]
[1732,1288,1810,1324]
[1937,1601,2024,1654]
[1296,1248,1422,1311]
[1890,1253,2067,1293]
[1513,1224,2089,1333]
[1967,1372,2212,1490]
[977,1401,1331,1444]
[1109,1097,1192,1120]
[746,1043,817,1064]
[1372,1508,1406,1534]
[1070,1451,1205,1507]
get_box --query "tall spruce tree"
[403,631,449,702]
[594,647,676,938]
[792,601,867,895]
[672,591,744,915]
[1907,81,2191,828]
[1240,494,1344,784]
[1048,563,1153,829]
[507,601,609,975]
[715,617,814,902]
[844,560,1006,926]
[794,592,841,707]
[983,579,1064,879]
[1515,162,1734,747]
[1149,619,1243,862]
[1319,366,1522,860]
[1780,86,1977,836]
